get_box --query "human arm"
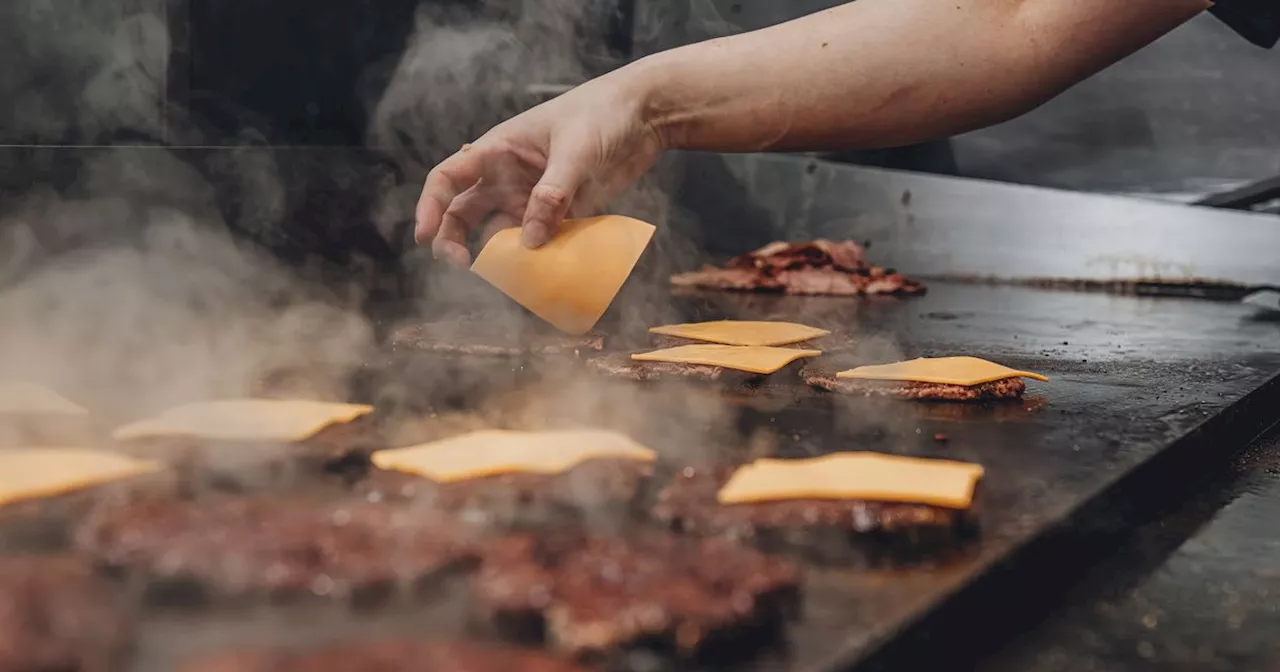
[416,0,1210,262]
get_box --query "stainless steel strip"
[671,152,1280,286]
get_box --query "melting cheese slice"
[471,215,656,335]
[112,399,374,442]
[835,356,1049,387]
[0,381,89,415]
[371,429,656,483]
[0,448,162,507]
[649,321,830,347]
[631,344,821,375]
[718,452,985,509]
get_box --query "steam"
[0,2,371,425]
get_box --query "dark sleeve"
[1211,0,1280,48]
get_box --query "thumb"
[522,141,594,248]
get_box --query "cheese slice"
[649,321,831,347]
[0,448,162,507]
[835,356,1049,387]
[718,452,985,509]
[0,381,89,415]
[112,399,374,442]
[371,429,656,483]
[631,344,821,375]
[471,215,656,335]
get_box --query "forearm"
[626,0,1209,153]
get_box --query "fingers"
[432,182,503,266]
[480,213,522,248]
[522,141,594,249]
[415,144,483,249]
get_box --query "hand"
[415,71,663,265]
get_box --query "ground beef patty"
[74,497,478,602]
[115,415,385,481]
[0,556,134,672]
[802,367,1027,401]
[652,466,977,546]
[390,316,605,358]
[181,640,587,672]
[585,353,739,383]
[359,459,652,525]
[471,532,800,658]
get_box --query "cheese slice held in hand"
[632,344,821,375]
[836,356,1048,387]
[471,215,656,335]
[0,448,162,507]
[0,381,89,415]
[112,399,374,442]
[372,429,656,483]
[718,452,985,509]
[649,320,830,347]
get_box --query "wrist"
[616,50,691,151]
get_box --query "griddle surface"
[7,282,1277,672]
[382,280,1279,671]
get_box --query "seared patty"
[358,458,653,525]
[470,532,800,658]
[181,640,588,672]
[115,415,385,479]
[802,368,1027,401]
[390,317,605,358]
[0,556,134,672]
[652,466,975,541]
[74,496,478,602]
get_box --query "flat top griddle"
[376,280,1280,672]
[4,281,1278,672]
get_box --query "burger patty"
[470,532,800,657]
[74,496,478,602]
[116,415,385,471]
[0,556,134,672]
[358,459,653,524]
[584,353,739,383]
[652,466,975,540]
[802,368,1027,401]
[390,318,605,358]
[180,640,587,672]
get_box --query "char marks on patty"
[0,556,134,672]
[180,640,588,672]
[470,532,800,658]
[803,368,1027,400]
[653,466,975,540]
[74,496,478,602]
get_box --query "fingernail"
[522,221,549,248]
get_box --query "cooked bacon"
[672,240,923,297]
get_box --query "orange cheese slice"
[649,321,830,347]
[371,429,656,483]
[0,448,162,507]
[471,215,656,335]
[835,356,1049,387]
[0,381,89,415]
[112,399,374,442]
[631,344,821,375]
[718,452,985,509]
